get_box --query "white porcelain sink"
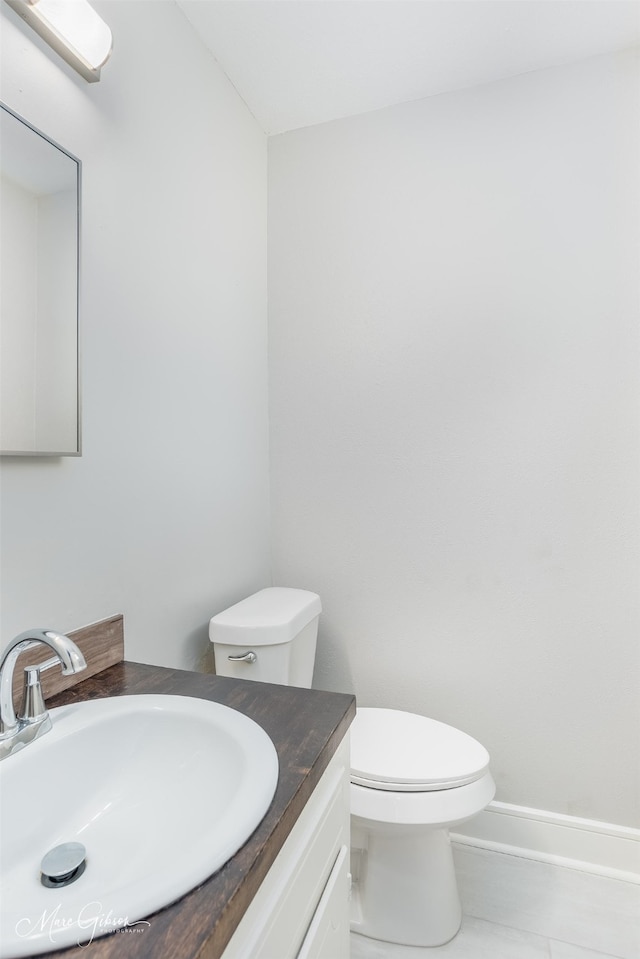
[0,694,279,957]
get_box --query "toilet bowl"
[349,707,495,946]
[209,588,495,948]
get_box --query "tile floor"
[350,844,640,959]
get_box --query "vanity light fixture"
[4,0,112,82]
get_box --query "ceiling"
[176,1,640,136]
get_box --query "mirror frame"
[0,102,81,457]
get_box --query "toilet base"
[350,822,462,947]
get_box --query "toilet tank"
[209,588,322,688]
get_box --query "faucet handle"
[27,656,61,675]
[18,658,58,722]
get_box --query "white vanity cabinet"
[222,736,351,959]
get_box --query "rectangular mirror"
[0,103,81,456]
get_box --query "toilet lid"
[350,707,490,791]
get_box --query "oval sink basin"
[0,694,279,957]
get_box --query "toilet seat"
[351,707,490,792]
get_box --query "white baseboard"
[450,800,640,883]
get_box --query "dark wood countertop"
[37,661,355,959]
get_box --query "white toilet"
[210,587,495,948]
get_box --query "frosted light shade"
[5,0,112,81]
[32,0,112,67]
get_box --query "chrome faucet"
[0,629,86,760]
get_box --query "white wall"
[0,0,270,669]
[269,51,640,827]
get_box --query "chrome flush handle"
[227,651,257,663]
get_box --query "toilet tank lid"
[209,588,322,646]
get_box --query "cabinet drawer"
[296,844,349,959]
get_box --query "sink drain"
[41,842,87,888]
